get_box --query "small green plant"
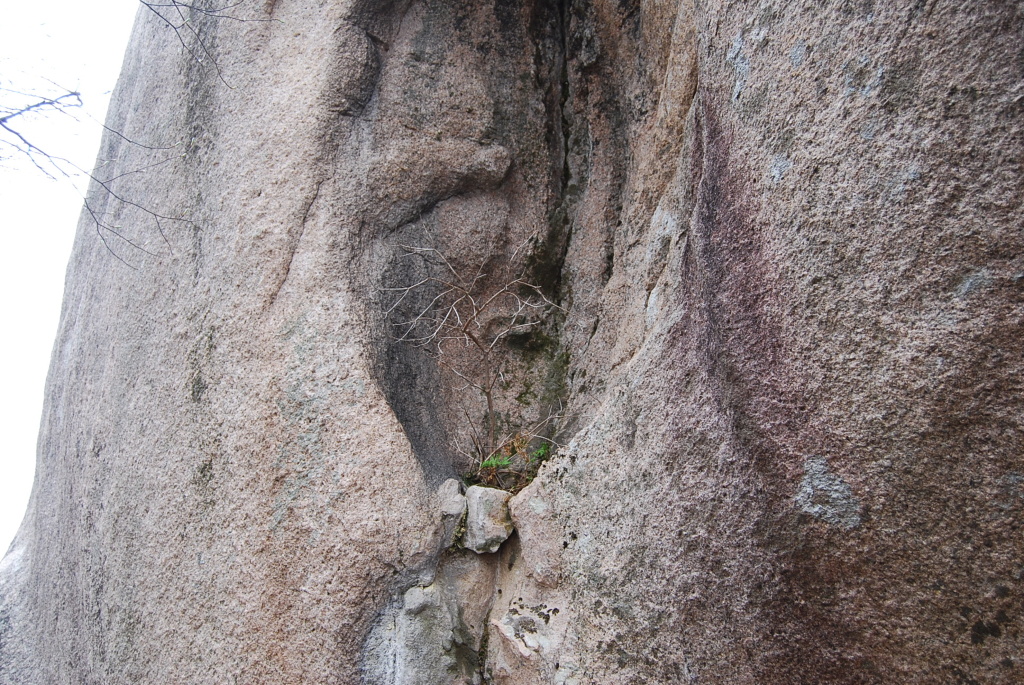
[479,454,513,470]
[467,433,557,493]
[531,442,550,462]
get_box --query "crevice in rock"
[268,178,323,308]
[527,0,575,304]
[369,0,579,487]
[361,1,581,680]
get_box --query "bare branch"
[1,98,196,265]
[0,91,82,126]
[140,0,271,88]
[96,120,179,152]
[383,241,564,482]
[0,88,83,178]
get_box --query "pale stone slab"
[437,478,467,548]
[462,486,513,554]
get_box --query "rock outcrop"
[462,486,513,554]
[2,0,1022,683]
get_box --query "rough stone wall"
[2,1,1022,684]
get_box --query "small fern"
[530,442,550,462]
[479,454,513,470]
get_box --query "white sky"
[0,1,138,554]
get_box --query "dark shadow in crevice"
[373,219,459,489]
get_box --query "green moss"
[541,349,570,407]
[476,619,491,679]
[524,231,566,300]
[505,328,557,359]
[447,509,468,552]
[515,380,536,407]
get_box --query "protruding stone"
[437,478,467,548]
[462,485,513,554]
[402,584,439,616]
[508,477,561,587]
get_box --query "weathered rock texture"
[463,486,513,554]
[2,0,1022,683]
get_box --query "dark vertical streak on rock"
[524,0,574,301]
[666,99,872,682]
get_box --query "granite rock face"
[2,1,1022,684]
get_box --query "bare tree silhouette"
[0,1,268,266]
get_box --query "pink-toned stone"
[1,1,1020,684]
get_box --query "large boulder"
[1,1,1021,684]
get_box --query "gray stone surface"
[362,550,497,685]
[794,455,862,530]
[1,0,1021,683]
[437,478,467,549]
[462,486,513,555]
[507,478,561,589]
